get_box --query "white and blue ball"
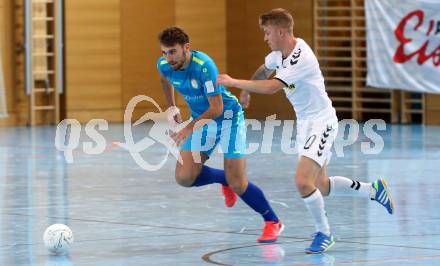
[43,224,74,255]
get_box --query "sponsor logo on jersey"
[291,48,302,65]
[287,83,296,91]
[191,79,198,89]
[205,80,215,93]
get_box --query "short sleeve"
[156,57,169,76]
[264,52,278,70]
[200,61,222,96]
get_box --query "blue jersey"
[157,50,242,121]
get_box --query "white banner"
[365,0,440,93]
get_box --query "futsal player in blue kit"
[156,27,284,242]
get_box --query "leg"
[176,150,239,207]
[315,166,330,196]
[174,150,208,187]
[296,156,335,254]
[224,157,278,220]
[224,157,283,243]
[295,156,322,197]
[324,172,374,198]
[315,167,394,214]
[223,157,247,194]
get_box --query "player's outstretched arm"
[251,64,275,81]
[170,94,223,146]
[159,73,182,123]
[159,73,177,108]
[240,64,275,108]
[217,74,284,95]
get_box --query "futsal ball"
[43,224,74,255]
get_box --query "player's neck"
[281,37,297,59]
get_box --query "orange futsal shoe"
[222,185,237,208]
[257,220,284,243]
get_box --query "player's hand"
[166,106,182,128]
[216,74,237,88]
[240,91,251,109]
[173,113,182,124]
[170,126,191,146]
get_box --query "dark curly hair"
[158,27,190,46]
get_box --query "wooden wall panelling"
[314,0,401,122]
[120,0,175,122]
[315,0,356,118]
[175,0,226,72]
[226,0,313,120]
[174,0,227,119]
[225,0,246,85]
[13,0,29,125]
[400,92,425,124]
[0,0,9,125]
[0,0,19,126]
[352,0,397,122]
[242,0,291,120]
[425,94,440,125]
[65,0,122,123]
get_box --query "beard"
[170,50,187,70]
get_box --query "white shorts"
[296,117,339,167]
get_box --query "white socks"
[303,189,330,235]
[303,176,375,236]
[329,176,374,198]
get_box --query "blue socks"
[240,182,279,222]
[191,165,227,187]
[191,165,279,223]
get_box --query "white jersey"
[265,38,337,122]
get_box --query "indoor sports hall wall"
[64,0,310,122]
[65,0,228,123]
[120,0,227,123]
[65,0,122,122]
[226,0,314,120]
[426,95,440,124]
[0,0,439,125]
[0,0,310,125]
[0,0,16,126]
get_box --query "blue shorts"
[181,111,246,158]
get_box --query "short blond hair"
[259,8,294,33]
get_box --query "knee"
[227,177,248,195]
[315,177,329,196]
[295,174,314,195]
[175,171,196,187]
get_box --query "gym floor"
[0,123,439,265]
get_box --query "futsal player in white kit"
[217,8,394,254]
